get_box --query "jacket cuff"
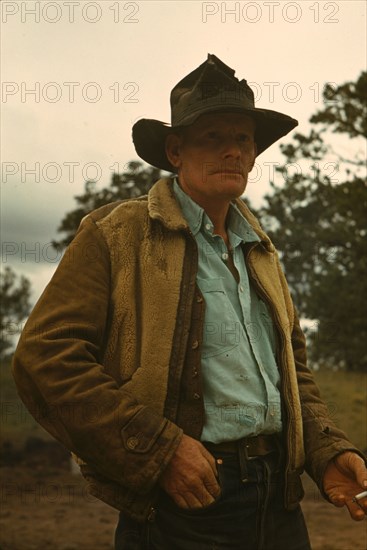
[118,406,183,493]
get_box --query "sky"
[1,0,366,313]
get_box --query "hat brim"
[132,108,298,173]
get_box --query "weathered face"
[165,112,257,207]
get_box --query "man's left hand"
[323,451,367,521]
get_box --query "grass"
[1,358,53,448]
[312,368,366,451]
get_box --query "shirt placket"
[232,243,268,426]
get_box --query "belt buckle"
[243,439,257,461]
[239,438,257,484]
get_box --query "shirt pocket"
[198,277,241,359]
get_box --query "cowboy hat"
[132,54,298,172]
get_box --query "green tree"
[259,72,367,371]
[0,266,32,359]
[52,161,163,250]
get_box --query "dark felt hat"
[132,54,298,172]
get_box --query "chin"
[214,174,247,197]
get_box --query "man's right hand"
[159,434,221,509]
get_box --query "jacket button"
[191,340,199,349]
[126,436,139,450]
[147,507,156,522]
[193,393,201,400]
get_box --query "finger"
[183,491,206,509]
[353,458,367,488]
[187,473,219,507]
[345,453,367,479]
[357,496,367,511]
[201,446,218,477]
[177,489,212,509]
[352,493,367,514]
[175,471,219,507]
[171,492,192,509]
[336,453,367,486]
[345,497,366,521]
[203,468,221,499]
[328,493,345,508]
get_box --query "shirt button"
[193,393,201,400]
[196,295,203,303]
[222,252,229,261]
[147,507,156,522]
[191,340,199,349]
[126,436,139,450]
[192,370,198,377]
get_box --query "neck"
[176,178,232,246]
[193,195,232,247]
[203,201,230,240]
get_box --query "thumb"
[338,452,367,487]
[353,457,367,489]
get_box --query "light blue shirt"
[173,179,282,443]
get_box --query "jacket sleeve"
[12,215,183,494]
[291,308,366,496]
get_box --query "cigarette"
[354,491,367,501]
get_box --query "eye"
[237,133,249,142]
[207,131,220,139]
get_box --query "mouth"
[215,170,243,176]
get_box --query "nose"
[222,136,242,158]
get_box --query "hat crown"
[131,53,298,172]
[170,54,255,126]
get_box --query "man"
[13,54,367,549]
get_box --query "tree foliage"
[0,266,32,359]
[52,161,163,250]
[259,71,367,371]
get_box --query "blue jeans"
[114,450,311,550]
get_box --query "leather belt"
[204,434,281,458]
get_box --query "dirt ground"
[0,454,366,550]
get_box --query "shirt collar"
[172,178,260,244]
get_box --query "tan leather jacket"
[12,178,361,521]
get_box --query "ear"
[165,133,183,170]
